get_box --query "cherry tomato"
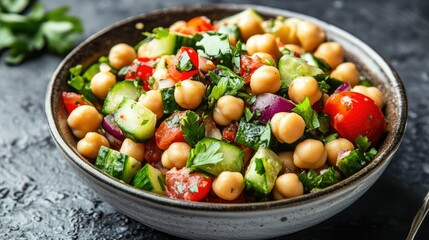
[240,55,265,84]
[186,16,214,33]
[155,111,187,150]
[124,58,155,91]
[168,47,199,82]
[144,137,163,163]
[166,167,212,201]
[61,91,87,114]
[323,91,386,146]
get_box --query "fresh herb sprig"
[180,111,205,147]
[0,1,83,64]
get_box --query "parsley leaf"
[235,119,274,150]
[314,74,344,95]
[187,141,224,168]
[0,2,83,64]
[196,32,233,67]
[207,65,245,108]
[299,167,341,192]
[67,64,101,105]
[355,135,371,152]
[143,27,169,39]
[180,111,205,147]
[293,97,320,131]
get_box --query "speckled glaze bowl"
[46,4,407,239]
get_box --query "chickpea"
[108,43,137,70]
[330,62,360,86]
[161,142,191,169]
[288,76,322,105]
[138,90,164,120]
[314,42,344,69]
[251,52,276,65]
[250,65,282,95]
[233,14,264,41]
[271,112,305,144]
[293,139,327,169]
[213,95,244,126]
[246,34,282,60]
[67,105,103,139]
[282,18,302,44]
[284,44,305,54]
[274,173,304,198]
[199,58,216,73]
[169,20,187,33]
[296,20,326,52]
[174,80,206,109]
[352,85,384,108]
[325,138,354,166]
[120,138,145,162]
[90,71,117,100]
[212,171,244,201]
[278,151,297,173]
[77,132,110,159]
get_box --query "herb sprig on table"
[0,0,83,65]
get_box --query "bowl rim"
[45,3,408,212]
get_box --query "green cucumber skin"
[114,98,157,143]
[132,163,165,195]
[102,81,142,115]
[278,54,323,87]
[244,147,282,198]
[95,147,141,184]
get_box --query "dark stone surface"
[0,0,428,239]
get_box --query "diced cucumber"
[95,147,142,183]
[336,149,366,177]
[132,163,166,195]
[102,81,142,115]
[82,63,101,81]
[95,145,110,170]
[187,138,244,176]
[138,32,197,59]
[278,54,324,87]
[244,147,282,198]
[300,52,331,72]
[114,98,157,142]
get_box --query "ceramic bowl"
[45,4,407,239]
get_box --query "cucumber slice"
[187,137,244,176]
[114,98,157,142]
[95,147,142,183]
[244,147,282,198]
[102,81,142,115]
[300,52,331,72]
[138,32,197,59]
[278,54,324,87]
[132,163,166,195]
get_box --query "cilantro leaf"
[0,3,83,64]
[196,32,233,67]
[293,97,320,131]
[180,111,205,147]
[187,141,224,168]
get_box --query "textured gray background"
[1,0,429,239]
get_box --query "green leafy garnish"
[359,75,373,87]
[298,167,341,192]
[314,74,344,94]
[160,87,182,114]
[293,97,320,131]
[207,65,245,108]
[67,64,100,105]
[176,50,195,72]
[355,135,371,152]
[196,32,233,67]
[180,111,205,147]
[187,141,224,168]
[0,2,83,64]
[235,119,274,150]
[143,27,169,39]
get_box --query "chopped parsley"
[293,97,320,131]
[180,111,205,147]
[187,141,224,168]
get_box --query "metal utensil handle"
[406,191,429,240]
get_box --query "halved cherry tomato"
[166,167,212,201]
[240,55,265,84]
[186,16,214,33]
[155,111,187,150]
[144,137,163,163]
[323,91,386,146]
[61,91,87,114]
[168,47,199,82]
[124,58,155,91]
